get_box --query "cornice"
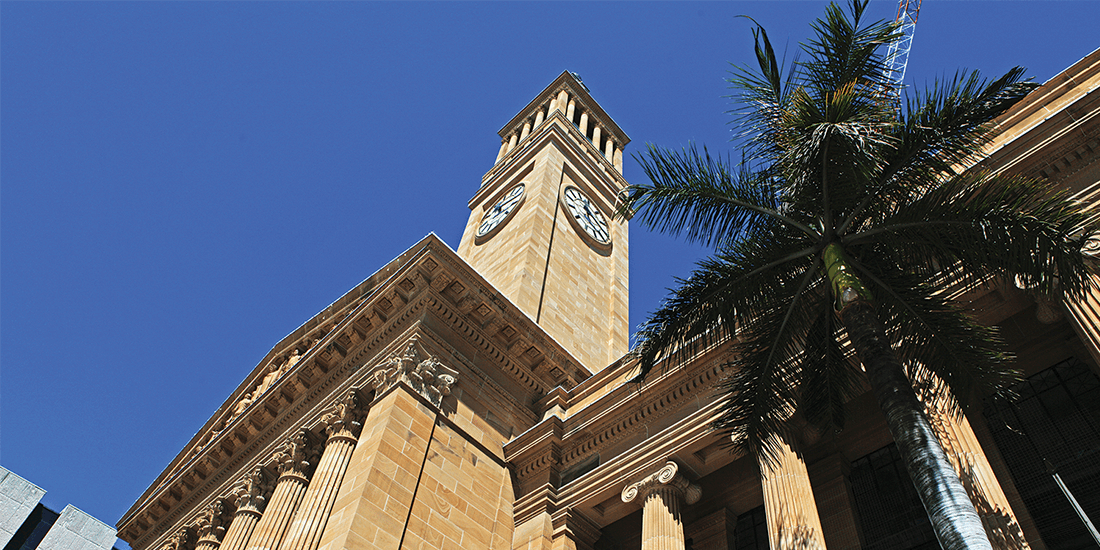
[498,71,630,147]
[558,359,725,468]
[479,113,628,207]
[120,235,595,547]
[502,345,733,529]
[977,48,1100,180]
[122,239,440,525]
[559,398,727,526]
[122,269,432,542]
[420,242,591,388]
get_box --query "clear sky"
[2,2,1097,548]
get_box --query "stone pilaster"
[278,390,366,550]
[759,437,826,550]
[219,468,270,550]
[808,453,862,549]
[919,382,1030,550]
[316,387,437,550]
[621,461,701,550]
[245,431,316,550]
[316,339,461,550]
[550,510,601,550]
[195,499,230,550]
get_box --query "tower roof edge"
[498,70,630,146]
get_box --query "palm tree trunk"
[841,299,992,550]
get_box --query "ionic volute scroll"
[321,389,367,442]
[232,467,271,515]
[621,460,701,506]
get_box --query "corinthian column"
[219,468,270,550]
[621,461,701,550]
[278,390,366,550]
[759,436,826,550]
[195,499,230,550]
[245,431,315,550]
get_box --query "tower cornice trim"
[498,71,630,146]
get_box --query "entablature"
[118,234,594,547]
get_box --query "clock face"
[563,186,611,246]
[476,183,525,238]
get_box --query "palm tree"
[620,2,1096,549]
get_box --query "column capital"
[160,526,195,550]
[275,430,315,481]
[195,498,229,544]
[621,461,701,505]
[232,467,270,515]
[322,389,366,442]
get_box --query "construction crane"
[882,0,921,97]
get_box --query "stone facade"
[119,56,1100,550]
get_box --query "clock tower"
[457,71,630,373]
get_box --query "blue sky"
[2,2,1097,547]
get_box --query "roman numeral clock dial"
[562,186,611,248]
[475,183,525,240]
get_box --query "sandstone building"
[117,54,1100,550]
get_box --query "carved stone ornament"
[372,337,459,408]
[621,461,702,505]
[275,430,314,479]
[161,526,195,550]
[322,389,365,441]
[196,499,228,543]
[233,467,269,514]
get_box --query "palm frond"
[798,290,863,434]
[848,171,1098,298]
[630,222,817,377]
[622,144,819,246]
[852,259,1018,410]
[712,254,824,466]
[726,18,799,162]
[838,67,1038,236]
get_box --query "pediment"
[117,233,593,546]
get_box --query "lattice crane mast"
[883,0,921,97]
